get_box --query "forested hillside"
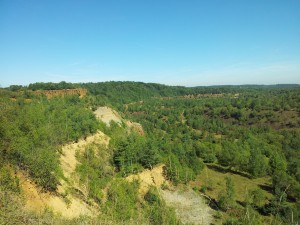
[123,86,300,224]
[1,81,300,224]
[0,93,99,190]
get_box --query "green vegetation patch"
[0,94,100,191]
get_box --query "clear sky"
[0,0,299,87]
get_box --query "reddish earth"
[34,88,87,98]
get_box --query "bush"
[218,176,235,211]
[104,179,139,221]
[144,186,161,204]
[200,185,207,193]
[144,187,181,225]
[0,166,20,193]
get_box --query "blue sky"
[0,0,299,87]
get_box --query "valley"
[0,82,299,224]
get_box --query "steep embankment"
[20,106,131,218]
[21,131,109,218]
[60,131,110,180]
[126,164,168,196]
[34,88,87,98]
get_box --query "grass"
[189,164,274,224]
[190,164,273,203]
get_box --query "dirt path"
[160,189,213,225]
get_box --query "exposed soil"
[160,189,213,225]
[126,164,168,196]
[19,171,94,218]
[34,88,87,98]
[46,195,93,218]
[94,106,144,134]
[126,165,212,225]
[126,120,144,135]
[60,131,110,180]
[18,173,93,218]
[18,172,50,212]
[94,106,122,126]
[20,131,110,218]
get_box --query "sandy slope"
[94,106,122,126]
[60,131,110,180]
[126,164,168,196]
[21,131,110,218]
[21,106,141,219]
[94,106,144,135]
[20,172,94,219]
[126,165,212,225]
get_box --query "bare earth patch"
[46,196,93,218]
[160,189,213,225]
[60,131,110,180]
[126,120,144,135]
[126,164,168,196]
[20,131,110,219]
[126,165,212,225]
[18,172,50,212]
[94,106,122,126]
[19,172,94,218]
[94,107,144,134]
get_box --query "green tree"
[270,152,287,174]
[248,148,268,177]
[218,176,235,210]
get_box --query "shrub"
[0,166,20,193]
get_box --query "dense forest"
[1,81,300,224]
